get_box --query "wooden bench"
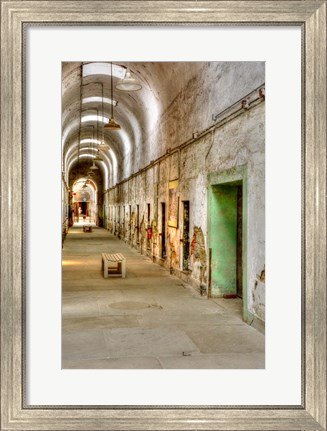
[83,224,92,232]
[102,253,126,279]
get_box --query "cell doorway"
[182,201,190,271]
[208,178,245,302]
[160,202,166,258]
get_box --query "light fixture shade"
[116,70,142,91]
[104,117,121,130]
[90,162,99,170]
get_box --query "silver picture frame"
[1,1,326,430]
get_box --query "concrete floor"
[62,224,265,369]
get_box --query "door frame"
[181,200,190,271]
[207,165,250,323]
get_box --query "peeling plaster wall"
[103,62,265,326]
[206,105,265,325]
[137,62,265,170]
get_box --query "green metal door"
[209,184,239,296]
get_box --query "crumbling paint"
[252,266,265,321]
[191,227,206,261]
[167,229,180,270]
[130,211,136,244]
[151,219,158,251]
[140,221,145,250]
[190,227,207,284]
[259,267,265,282]
[252,278,265,321]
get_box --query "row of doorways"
[160,184,243,299]
[105,181,244,300]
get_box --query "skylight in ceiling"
[83,63,126,79]
[82,96,117,107]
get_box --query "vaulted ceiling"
[62,61,203,188]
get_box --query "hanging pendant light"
[104,117,121,130]
[89,126,98,171]
[99,83,109,150]
[90,162,98,170]
[93,103,103,162]
[116,68,142,91]
[104,62,121,130]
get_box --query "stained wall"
[103,62,265,328]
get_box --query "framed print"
[0,1,326,430]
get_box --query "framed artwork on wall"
[0,1,326,431]
[168,179,179,228]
